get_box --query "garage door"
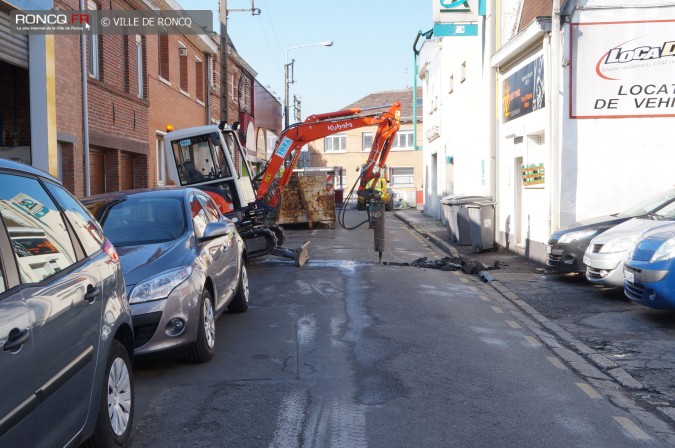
[121,153,134,190]
[89,149,105,195]
[0,11,28,68]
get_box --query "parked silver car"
[83,187,249,363]
[0,159,134,447]
[584,201,675,287]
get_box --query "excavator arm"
[256,102,401,207]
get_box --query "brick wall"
[147,33,219,187]
[54,0,84,196]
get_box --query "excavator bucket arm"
[256,102,401,208]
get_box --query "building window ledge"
[196,98,205,107]
[180,89,190,98]
[159,76,172,87]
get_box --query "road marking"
[491,306,504,314]
[468,286,478,292]
[576,382,602,399]
[613,417,652,441]
[453,271,461,276]
[459,277,468,283]
[523,335,541,347]
[546,356,568,370]
[505,320,521,329]
[479,295,490,302]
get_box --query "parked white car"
[584,202,675,287]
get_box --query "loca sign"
[570,20,675,118]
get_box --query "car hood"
[631,224,675,261]
[117,237,190,288]
[550,216,628,241]
[591,218,675,244]
[568,215,624,228]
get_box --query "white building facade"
[420,0,675,264]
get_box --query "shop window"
[362,132,373,152]
[88,0,100,79]
[179,42,188,93]
[324,134,346,152]
[195,57,204,102]
[392,130,414,150]
[136,35,144,99]
[390,167,414,186]
[159,34,170,81]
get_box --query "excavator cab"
[164,125,257,212]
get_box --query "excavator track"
[240,226,278,260]
[268,224,286,247]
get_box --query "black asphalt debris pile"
[386,256,501,281]
[410,256,463,271]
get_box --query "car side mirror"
[200,221,232,241]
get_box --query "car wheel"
[186,289,216,363]
[228,263,249,313]
[85,340,133,448]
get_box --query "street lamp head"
[321,41,334,47]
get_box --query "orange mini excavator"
[163,102,401,265]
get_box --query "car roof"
[80,186,208,203]
[0,158,60,184]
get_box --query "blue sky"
[190,0,433,118]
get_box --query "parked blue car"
[624,223,675,309]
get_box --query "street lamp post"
[284,41,333,129]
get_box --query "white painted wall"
[559,1,675,226]
[419,19,491,223]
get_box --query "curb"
[393,211,675,436]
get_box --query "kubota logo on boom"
[327,123,353,131]
[596,38,675,80]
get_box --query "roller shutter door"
[120,153,134,190]
[0,11,29,69]
[89,149,105,195]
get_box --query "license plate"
[583,255,591,266]
[624,270,634,283]
[547,245,552,254]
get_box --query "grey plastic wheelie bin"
[466,198,497,253]
[441,195,485,245]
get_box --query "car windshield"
[617,189,675,218]
[86,197,186,247]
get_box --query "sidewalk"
[393,207,540,276]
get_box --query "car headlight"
[558,229,598,244]
[651,237,675,263]
[599,236,638,253]
[129,266,192,304]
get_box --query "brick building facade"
[1,0,283,196]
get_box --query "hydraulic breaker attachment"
[367,194,386,263]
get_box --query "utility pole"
[220,1,261,125]
[284,59,294,128]
[219,0,228,124]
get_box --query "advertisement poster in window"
[502,55,545,123]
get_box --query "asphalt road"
[127,209,674,447]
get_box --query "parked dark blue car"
[624,223,675,309]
